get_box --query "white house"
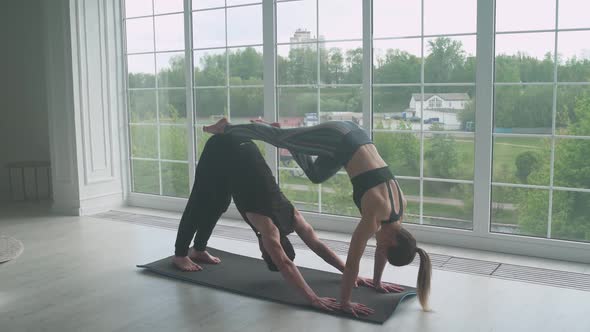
[408,93,470,130]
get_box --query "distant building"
[408,93,470,130]
[290,29,313,44]
[289,29,324,51]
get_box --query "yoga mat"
[138,248,416,324]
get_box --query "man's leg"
[173,135,232,270]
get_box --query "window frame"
[121,0,590,264]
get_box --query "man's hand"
[341,302,375,317]
[310,296,340,312]
[356,278,405,293]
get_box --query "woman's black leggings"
[224,121,360,183]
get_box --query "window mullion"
[263,0,278,177]
[183,0,196,189]
[362,0,372,133]
[472,0,496,236]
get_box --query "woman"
[204,118,432,316]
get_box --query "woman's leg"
[205,119,354,156]
[292,154,342,184]
[223,121,351,157]
[205,120,354,182]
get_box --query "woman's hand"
[341,301,375,317]
[355,276,371,288]
[310,296,340,312]
[357,278,405,293]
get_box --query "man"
[173,134,403,313]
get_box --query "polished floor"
[1,204,590,332]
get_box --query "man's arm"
[292,211,346,272]
[246,212,339,312]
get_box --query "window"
[373,0,477,229]
[428,97,443,109]
[122,0,590,250]
[125,0,189,198]
[491,0,590,242]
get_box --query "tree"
[157,55,186,87]
[458,99,475,131]
[373,121,420,176]
[515,151,541,183]
[344,47,363,83]
[286,46,317,84]
[518,95,590,240]
[494,85,553,130]
[425,123,458,180]
[324,47,344,84]
[228,47,263,84]
[425,37,466,83]
[374,49,421,84]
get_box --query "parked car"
[303,113,319,127]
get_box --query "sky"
[124,0,590,76]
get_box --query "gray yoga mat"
[138,248,416,324]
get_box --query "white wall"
[43,0,127,215]
[0,0,50,202]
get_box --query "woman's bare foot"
[203,117,228,134]
[172,256,203,272]
[251,118,281,128]
[189,247,221,264]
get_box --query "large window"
[125,0,189,198]
[491,0,590,242]
[123,0,590,247]
[372,0,477,229]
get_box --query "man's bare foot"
[172,256,203,272]
[189,247,221,264]
[203,117,228,134]
[251,118,281,128]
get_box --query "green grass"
[492,137,550,184]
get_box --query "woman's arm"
[340,215,379,316]
[373,248,388,285]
